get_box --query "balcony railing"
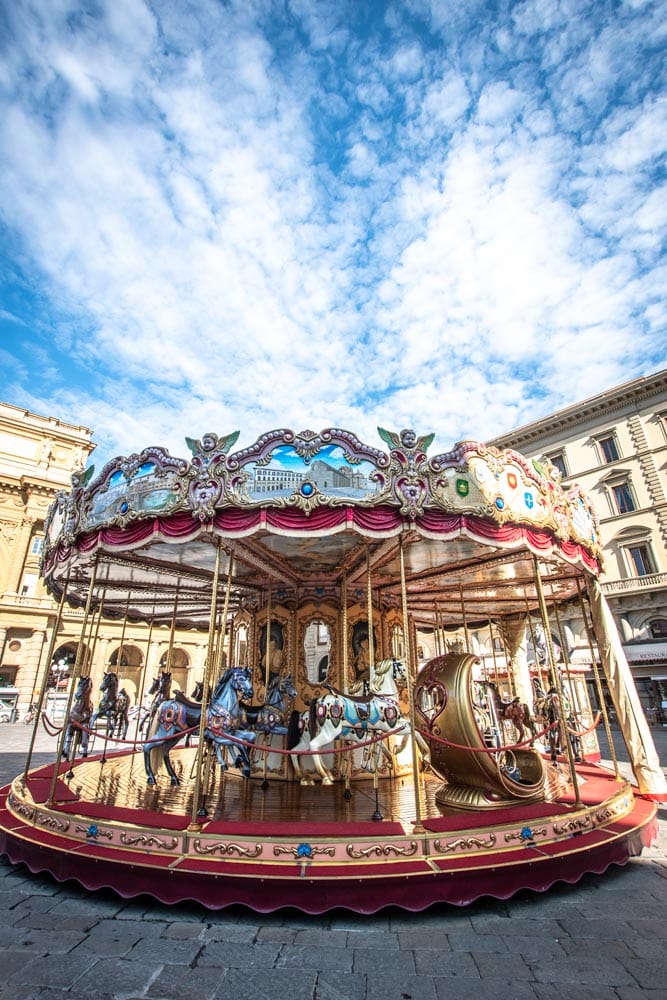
[601,571,667,595]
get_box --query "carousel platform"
[0,748,658,913]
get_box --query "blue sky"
[0,0,665,468]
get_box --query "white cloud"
[0,0,664,467]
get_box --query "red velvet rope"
[40,710,602,762]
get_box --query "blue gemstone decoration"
[119,501,129,514]
[495,496,504,510]
[301,482,314,496]
[86,824,99,840]
[296,842,313,858]
[520,826,534,842]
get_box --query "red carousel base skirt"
[0,749,658,914]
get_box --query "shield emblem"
[456,478,469,497]
[524,492,534,509]
[507,472,517,489]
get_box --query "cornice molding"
[489,369,667,450]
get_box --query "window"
[627,545,654,577]
[649,619,667,639]
[612,482,636,514]
[20,574,38,596]
[598,435,620,463]
[548,452,568,478]
[30,537,44,555]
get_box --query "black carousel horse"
[143,667,255,786]
[139,671,172,736]
[534,685,582,764]
[62,675,94,760]
[90,672,130,740]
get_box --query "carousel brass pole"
[342,573,349,693]
[49,559,99,806]
[99,591,130,763]
[524,595,546,693]
[434,601,442,657]
[489,619,502,690]
[365,547,381,818]
[366,548,375,680]
[165,585,180,676]
[79,590,106,760]
[22,567,71,782]
[261,584,272,787]
[459,582,470,653]
[212,552,235,798]
[400,533,424,834]
[576,577,621,780]
[190,541,222,826]
[533,556,582,806]
[134,600,156,739]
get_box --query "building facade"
[0,403,209,718]
[489,368,667,725]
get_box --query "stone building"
[488,368,667,725]
[0,402,209,717]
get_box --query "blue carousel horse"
[241,672,298,734]
[143,667,255,786]
[90,671,130,740]
[288,658,425,785]
[62,675,94,759]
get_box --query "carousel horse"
[486,683,538,745]
[288,658,428,785]
[90,672,130,740]
[62,675,94,759]
[240,672,298,734]
[534,686,582,764]
[143,667,255,786]
[139,671,172,736]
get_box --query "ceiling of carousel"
[50,524,587,632]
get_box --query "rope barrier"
[414,720,560,755]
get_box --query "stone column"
[4,517,35,594]
[497,616,533,708]
[0,627,7,667]
[22,629,48,711]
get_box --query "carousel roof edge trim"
[42,425,603,575]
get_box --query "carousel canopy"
[41,427,602,630]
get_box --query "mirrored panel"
[304,620,331,684]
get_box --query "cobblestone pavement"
[0,720,665,1000]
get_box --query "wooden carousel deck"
[0,744,659,913]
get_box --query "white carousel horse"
[288,658,426,785]
[143,667,255,786]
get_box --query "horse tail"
[286,710,302,750]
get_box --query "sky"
[0,0,665,469]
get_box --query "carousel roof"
[41,427,602,629]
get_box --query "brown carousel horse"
[62,675,94,759]
[487,682,539,745]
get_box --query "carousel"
[0,426,663,913]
